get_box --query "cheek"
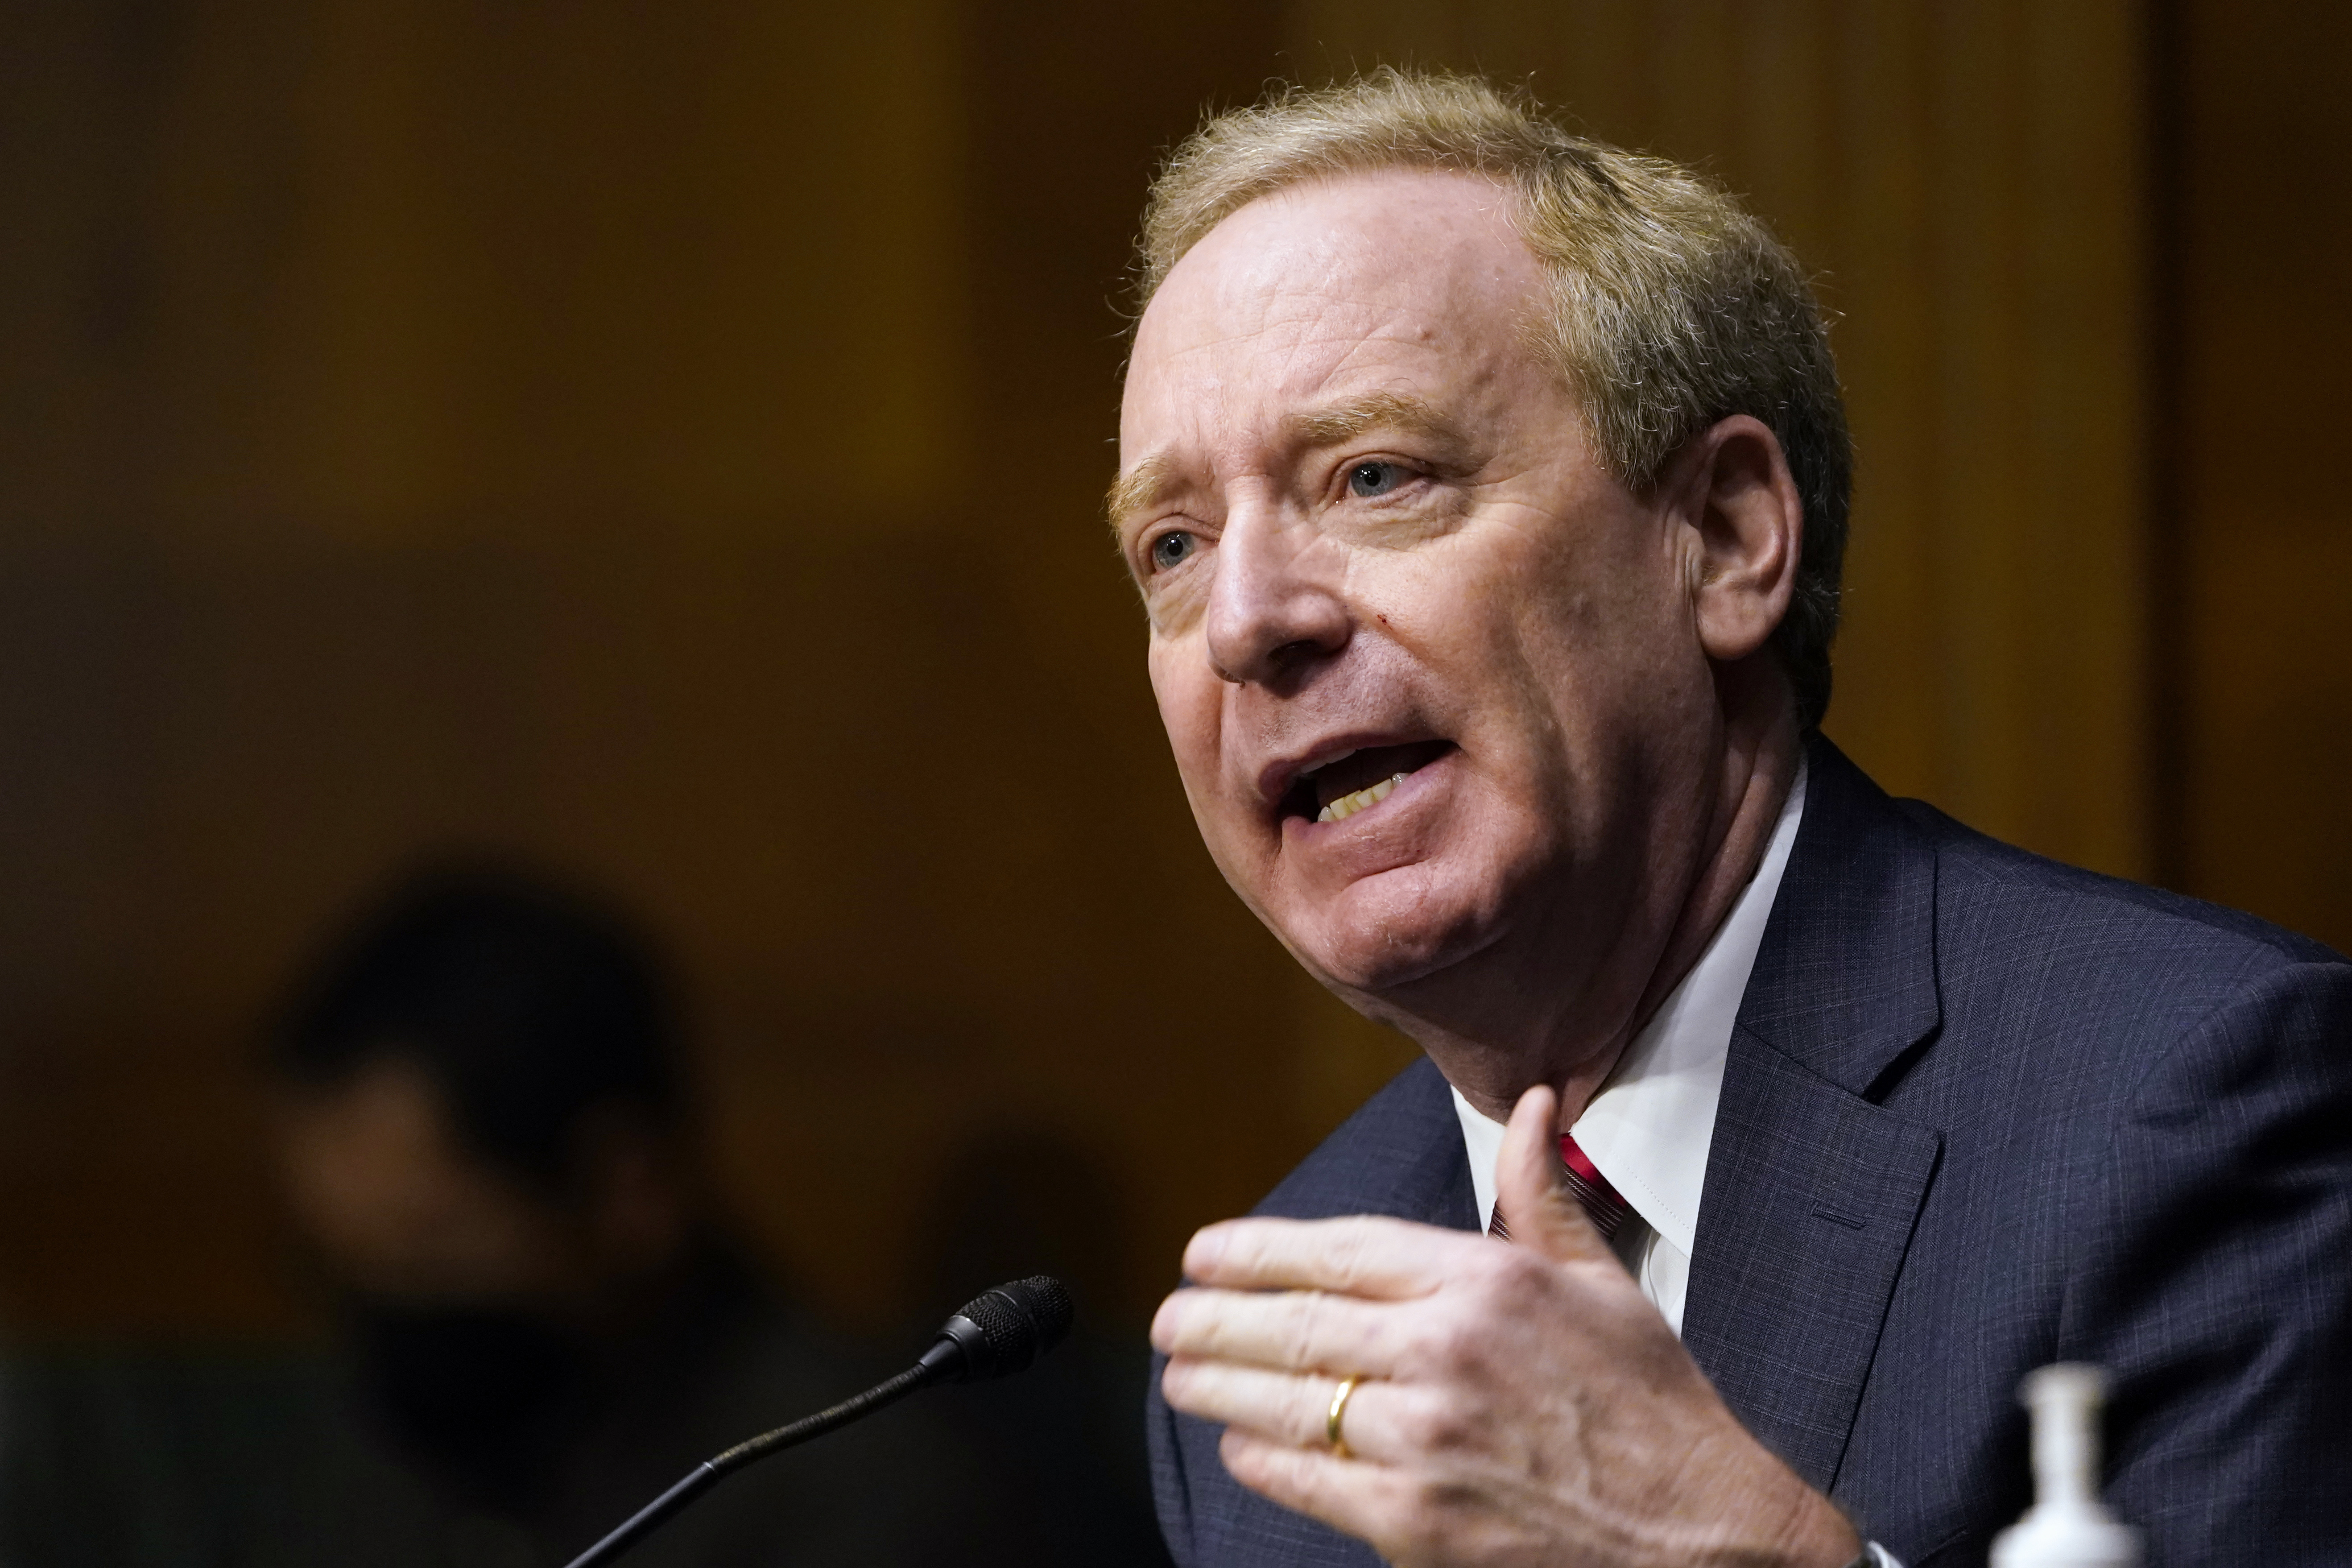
[1148,645,1227,789]
[1495,534,1690,713]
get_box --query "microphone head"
[924,1275,1075,1383]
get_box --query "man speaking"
[1113,72,2351,1567]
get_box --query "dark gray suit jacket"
[1147,738,2352,1567]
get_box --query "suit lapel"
[1356,1059,1480,1232]
[1684,1030,1942,1488]
[1681,740,1946,1490]
[1257,1057,1480,1232]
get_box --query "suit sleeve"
[2073,957,2352,1564]
[1145,1348,1201,1568]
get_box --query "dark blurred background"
[0,0,2345,1557]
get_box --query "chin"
[1287,863,1505,996]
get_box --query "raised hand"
[1151,1084,1861,1568]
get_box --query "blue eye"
[1348,460,1405,498]
[1149,530,1196,572]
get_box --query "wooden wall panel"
[0,0,1289,1336]
[2173,0,2352,952]
[2,0,2340,1345]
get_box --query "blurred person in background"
[262,862,980,1566]
[0,862,991,1567]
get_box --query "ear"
[1670,414,1803,663]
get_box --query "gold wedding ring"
[1325,1374,1362,1459]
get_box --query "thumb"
[1493,1084,1613,1264]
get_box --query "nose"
[1203,501,1351,686]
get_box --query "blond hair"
[1135,70,1852,730]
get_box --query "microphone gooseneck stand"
[561,1275,1075,1568]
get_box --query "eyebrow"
[1287,390,1467,449]
[1104,451,1176,531]
[1104,391,1469,530]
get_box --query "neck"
[1621,712,1800,1062]
[1396,682,1803,1125]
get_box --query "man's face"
[273,1055,583,1303]
[274,1052,692,1313]
[1114,170,1720,1022]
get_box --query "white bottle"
[1989,1364,2142,1568]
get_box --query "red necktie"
[1488,1133,1632,1244]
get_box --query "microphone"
[916,1274,1074,1382]
[561,1275,1074,1568]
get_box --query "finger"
[1159,1356,1349,1449]
[1150,1283,1405,1374]
[1215,1428,1411,1553]
[1167,1358,1429,1470]
[1492,1084,1614,1266]
[1181,1213,1484,1295]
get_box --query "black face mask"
[347,1301,593,1513]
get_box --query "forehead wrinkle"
[1121,253,1507,526]
[1255,278,1386,394]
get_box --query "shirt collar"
[1452,759,1808,1254]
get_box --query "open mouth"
[1281,740,1456,825]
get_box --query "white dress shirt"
[1452,759,1808,1337]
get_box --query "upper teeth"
[1318,772,1409,823]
